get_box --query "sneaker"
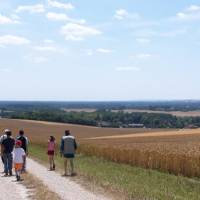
[4,173,8,177]
[71,172,77,177]
[49,167,53,171]
[16,175,20,181]
[21,169,26,173]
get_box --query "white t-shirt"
[13,148,26,163]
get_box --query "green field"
[29,144,200,200]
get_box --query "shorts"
[47,150,55,156]
[14,163,23,171]
[64,154,75,158]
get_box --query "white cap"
[4,129,11,134]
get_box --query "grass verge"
[22,173,61,200]
[29,144,200,200]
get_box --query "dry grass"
[1,118,200,177]
[22,173,61,200]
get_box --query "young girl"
[47,136,56,170]
[13,140,26,181]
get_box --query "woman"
[47,136,56,170]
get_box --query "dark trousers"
[1,156,4,164]
[3,153,13,174]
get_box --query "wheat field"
[1,118,200,177]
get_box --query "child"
[47,136,56,170]
[13,140,26,181]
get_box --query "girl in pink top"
[47,136,56,170]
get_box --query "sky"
[0,0,199,101]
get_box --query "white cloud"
[114,9,140,20]
[16,4,45,13]
[114,9,129,20]
[116,67,140,71]
[136,38,151,44]
[135,54,152,59]
[176,5,200,21]
[46,12,86,24]
[0,35,30,45]
[43,39,54,44]
[0,14,20,24]
[96,48,113,54]
[61,23,102,41]
[84,49,94,56]
[187,5,200,12]
[47,12,69,21]
[48,0,74,10]
[33,45,63,53]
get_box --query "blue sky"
[0,0,199,101]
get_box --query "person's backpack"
[17,136,27,152]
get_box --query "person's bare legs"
[64,158,68,175]
[49,155,53,170]
[52,155,55,170]
[22,156,26,172]
[70,158,74,175]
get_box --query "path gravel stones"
[27,158,110,200]
[0,163,29,200]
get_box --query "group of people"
[0,129,77,181]
[0,129,28,181]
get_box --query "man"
[0,129,9,165]
[16,130,29,171]
[60,130,77,176]
[1,130,15,176]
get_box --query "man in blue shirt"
[60,130,77,176]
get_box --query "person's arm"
[11,140,15,152]
[74,139,77,151]
[60,138,64,157]
[22,155,26,168]
[1,144,4,155]
[26,137,29,156]
[54,142,57,156]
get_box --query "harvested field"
[1,118,200,177]
[0,118,168,143]
[62,108,97,112]
[87,128,200,139]
[113,109,200,117]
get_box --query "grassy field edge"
[29,144,200,200]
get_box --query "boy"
[13,140,26,181]
[16,130,29,171]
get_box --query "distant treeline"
[1,100,200,111]
[2,108,200,128]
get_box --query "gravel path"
[27,158,111,200]
[0,163,29,200]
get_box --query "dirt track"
[27,158,110,200]
[0,163,29,200]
